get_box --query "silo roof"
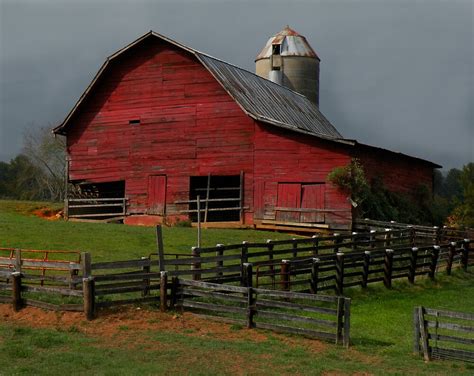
[255,26,319,61]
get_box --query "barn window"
[272,44,281,55]
[188,174,243,222]
[129,119,140,125]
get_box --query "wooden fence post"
[310,258,320,294]
[240,241,248,286]
[266,239,274,281]
[433,226,440,245]
[417,306,430,361]
[12,272,22,312]
[160,271,168,312]
[191,246,201,281]
[81,252,92,278]
[142,256,150,297]
[83,277,96,320]
[413,307,421,354]
[370,230,376,249]
[351,232,358,252]
[384,229,392,249]
[383,249,394,289]
[461,239,470,271]
[243,263,254,329]
[170,277,178,309]
[429,246,440,280]
[335,252,344,295]
[408,247,418,284]
[216,244,224,278]
[156,225,165,272]
[408,226,416,247]
[312,235,319,256]
[69,262,78,289]
[14,249,21,272]
[343,298,351,348]
[362,251,371,288]
[280,260,290,291]
[446,242,456,275]
[336,297,344,345]
[334,233,342,253]
[292,238,298,258]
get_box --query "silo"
[255,26,320,105]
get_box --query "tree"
[450,163,474,228]
[22,125,66,201]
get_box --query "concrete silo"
[255,26,320,105]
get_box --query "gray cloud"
[1,0,472,169]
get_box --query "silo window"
[129,119,140,125]
[272,44,281,55]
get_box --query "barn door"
[276,183,301,222]
[148,175,166,215]
[301,184,325,223]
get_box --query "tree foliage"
[0,126,66,202]
[328,159,436,225]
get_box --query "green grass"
[0,199,295,261]
[1,199,474,375]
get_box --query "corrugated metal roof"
[198,53,342,140]
[256,26,319,60]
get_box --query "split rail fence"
[414,306,474,363]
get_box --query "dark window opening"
[129,119,140,125]
[72,181,125,199]
[272,44,281,55]
[67,180,126,220]
[189,175,241,222]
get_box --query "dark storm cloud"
[0,0,472,169]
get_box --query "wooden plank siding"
[354,145,435,196]
[67,39,255,224]
[253,124,352,228]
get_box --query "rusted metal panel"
[255,26,319,60]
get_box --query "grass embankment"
[0,200,294,260]
[0,200,473,375]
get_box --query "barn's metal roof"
[197,53,342,140]
[255,26,319,61]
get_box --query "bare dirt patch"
[31,207,63,220]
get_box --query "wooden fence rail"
[414,306,474,363]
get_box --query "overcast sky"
[0,0,472,170]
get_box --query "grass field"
[1,199,473,375]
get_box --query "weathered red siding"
[354,145,434,196]
[67,38,255,222]
[253,123,352,228]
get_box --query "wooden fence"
[160,228,418,283]
[174,263,350,346]
[414,307,474,363]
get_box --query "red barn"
[53,30,439,230]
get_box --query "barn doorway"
[188,174,243,222]
[276,182,325,223]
